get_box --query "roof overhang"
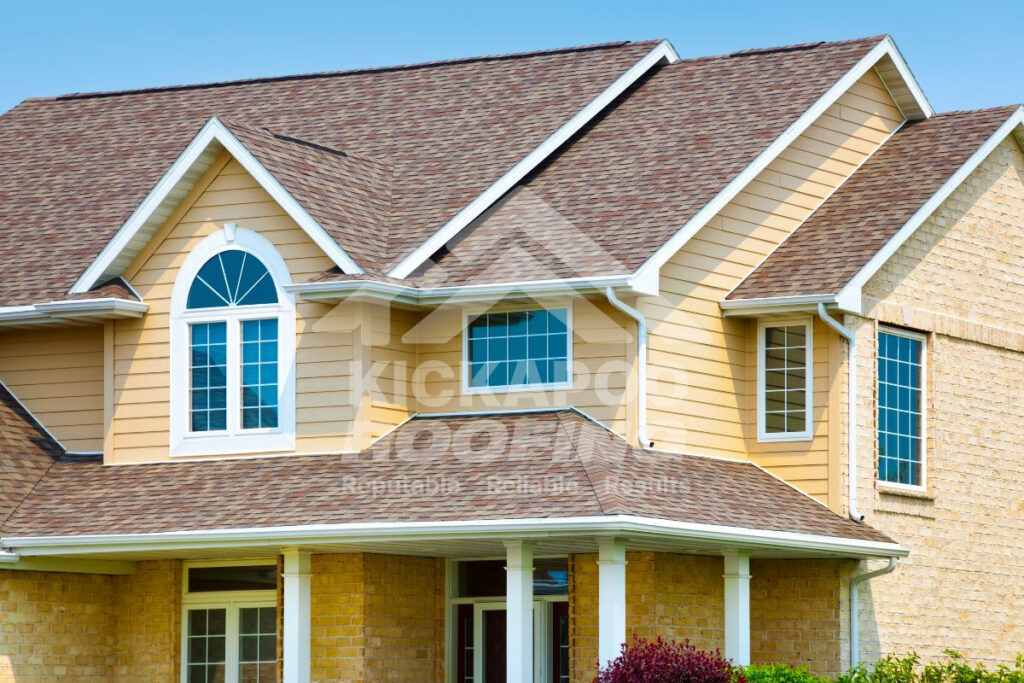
[68,116,364,296]
[2,514,907,561]
[0,297,148,327]
[287,274,654,307]
[386,40,681,280]
[629,36,933,296]
[720,294,840,318]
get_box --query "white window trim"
[756,317,814,442]
[170,227,296,457]
[461,303,574,396]
[180,559,278,683]
[876,326,928,493]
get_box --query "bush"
[745,663,830,683]
[595,635,745,683]
[837,651,1024,683]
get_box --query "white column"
[723,551,751,666]
[598,537,627,668]
[282,548,312,682]
[505,540,534,683]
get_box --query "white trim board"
[4,514,908,560]
[627,36,932,293]
[0,298,148,327]
[386,40,680,280]
[69,116,364,295]
[835,108,1024,313]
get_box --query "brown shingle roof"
[727,106,1020,300]
[0,384,63,527]
[0,409,892,545]
[0,41,657,305]
[409,37,886,287]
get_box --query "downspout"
[849,557,898,668]
[816,303,864,522]
[606,288,653,447]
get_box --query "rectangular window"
[190,322,228,432]
[186,608,227,683]
[877,329,925,487]
[240,319,279,429]
[238,606,277,681]
[466,309,570,391]
[758,320,812,440]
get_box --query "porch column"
[505,540,534,683]
[282,548,312,682]
[598,537,627,668]
[723,551,751,666]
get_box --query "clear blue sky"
[1,0,1021,116]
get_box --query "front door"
[460,601,568,682]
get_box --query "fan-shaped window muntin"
[187,250,278,309]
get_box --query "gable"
[864,135,1024,338]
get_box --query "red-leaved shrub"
[595,635,745,683]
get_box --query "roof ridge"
[49,40,659,102]
[672,34,886,66]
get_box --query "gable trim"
[68,117,364,295]
[627,36,931,293]
[386,40,680,280]
[835,107,1024,313]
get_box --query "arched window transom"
[187,250,278,309]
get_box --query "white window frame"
[180,559,278,683]
[461,303,574,395]
[170,227,296,457]
[757,317,814,442]
[876,326,928,492]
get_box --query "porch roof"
[0,410,900,560]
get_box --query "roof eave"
[0,298,148,327]
[2,514,907,560]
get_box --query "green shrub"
[838,651,1024,683]
[744,663,830,683]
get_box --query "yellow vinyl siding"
[111,152,353,463]
[0,325,105,452]
[411,297,634,435]
[641,69,903,506]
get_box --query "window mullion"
[227,316,240,436]
[226,602,240,683]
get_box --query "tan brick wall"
[310,553,444,682]
[570,552,843,681]
[750,559,846,678]
[112,560,181,681]
[851,134,1024,665]
[0,570,116,682]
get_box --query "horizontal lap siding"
[0,326,104,452]
[113,154,351,463]
[641,70,902,506]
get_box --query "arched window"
[170,228,295,457]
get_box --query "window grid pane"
[241,319,279,429]
[238,606,277,683]
[187,608,227,683]
[467,310,568,389]
[191,322,227,432]
[878,332,923,486]
[763,325,809,434]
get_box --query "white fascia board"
[0,298,148,326]
[719,294,837,317]
[69,117,363,295]
[386,41,680,280]
[4,514,907,560]
[631,38,929,290]
[878,35,934,119]
[287,274,640,306]
[836,108,1024,314]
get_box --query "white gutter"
[605,287,652,447]
[0,550,18,563]
[850,557,898,667]
[4,514,907,559]
[817,303,863,522]
[287,275,650,307]
[0,298,148,326]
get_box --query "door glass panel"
[187,608,227,683]
[238,606,277,682]
[483,610,507,683]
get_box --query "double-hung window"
[171,229,295,456]
[757,319,813,441]
[465,308,571,392]
[877,328,926,488]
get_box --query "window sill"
[877,483,935,501]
